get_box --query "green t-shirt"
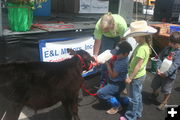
[93,14,127,40]
[128,43,150,79]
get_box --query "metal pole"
[136,0,138,20]
[0,0,3,37]
[145,0,150,20]
[118,0,122,15]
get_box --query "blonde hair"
[145,35,153,54]
[100,12,116,34]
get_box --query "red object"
[76,54,86,69]
[167,52,174,60]
[32,23,74,30]
[110,55,117,68]
[81,85,97,96]
[76,54,94,71]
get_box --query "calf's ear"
[67,48,76,55]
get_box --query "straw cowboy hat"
[123,20,157,37]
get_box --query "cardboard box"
[151,23,170,34]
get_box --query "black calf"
[0,49,95,120]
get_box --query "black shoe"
[148,93,159,101]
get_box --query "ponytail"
[145,35,153,54]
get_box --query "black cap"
[111,41,132,55]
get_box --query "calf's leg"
[62,100,73,120]
[71,97,80,120]
[62,96,80,120]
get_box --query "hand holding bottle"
[157,69,166,78]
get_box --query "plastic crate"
[170,25,180,33]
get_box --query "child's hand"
[156,69,161,75]
[91,61,98,66]
[92,55,99,65]
[125,77,132,84]
[159,72,166,78]
[93,55,98,62]
[157,69,166,78]
[105,61,110,65]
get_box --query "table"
[150,23,180,54]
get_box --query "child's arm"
[126,57,144,84]
[106,62,119,78]
[163,53,180,77]
[156,47,171,69]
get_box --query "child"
[150,31,180,110]
[96,41,132,114]
[120,20,157,120]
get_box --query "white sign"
[79,0,109,13]
[39,36,95,62]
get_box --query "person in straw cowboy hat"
[119,20,157,120]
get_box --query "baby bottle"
[159,53,173,73]
[97,49,113,64]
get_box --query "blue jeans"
[125,75,146,120]
[99,35,120,86]
[97,82,126,107]
[99,64,109,86]
[100,35,120,53]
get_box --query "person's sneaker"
[157,103,167,111]
[119,116,127,120]
[106,107,119,114]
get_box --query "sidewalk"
[18,67,180,120]
[78,69,180,120]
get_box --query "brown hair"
[169,32,180,44]
[145,35,153,47]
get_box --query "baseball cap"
[111,41,132,55]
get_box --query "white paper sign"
[79,0,109,13]
[39,36,95,62]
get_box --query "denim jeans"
[97,82,125,107]
[100,35,120,53]
[99,35,120,86]
[99,64,109,86]
[125,75,146,120]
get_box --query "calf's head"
[67,49,95,71]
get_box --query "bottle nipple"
[167,52,174,60]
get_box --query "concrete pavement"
[18,68,180,120]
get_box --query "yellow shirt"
[93,14,127,40]
[128,43,150,79]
